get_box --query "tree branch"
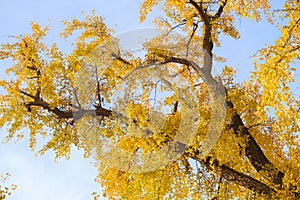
[186,22,199,57]
[95,66,102,108]
[111,53,132,65]
[227,100,284,186]
[189,0,213,74]
[189,153,276,197]
[214,0,227,18]
[20,90,112,119]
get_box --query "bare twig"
[95,66,102,108]
[186,21,199,58]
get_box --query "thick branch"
[189,0,210,27]
[162,57,222,98]
[26,100,73,118]
[227,100,284,186]
[189,153,276,197]
[189,0,213,73]
[20,90,112,119]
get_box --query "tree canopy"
[0,0,299,199]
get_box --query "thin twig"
[186,21,199,58]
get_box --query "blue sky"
[0,1,298,200]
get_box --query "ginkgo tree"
[0,0,299,199]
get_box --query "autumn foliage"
[0,0,299,199]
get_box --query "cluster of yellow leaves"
[98,108,181,155]
[61,10,113,51]
[96,157,214,200]
[0,12,115,159]
[97,166,172,199]
[251,0,299,153]
[226,0,270,21]
[0,173,17,200]
[0,22,79,158]
[249,2,300,193]
[140,0,162,22]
